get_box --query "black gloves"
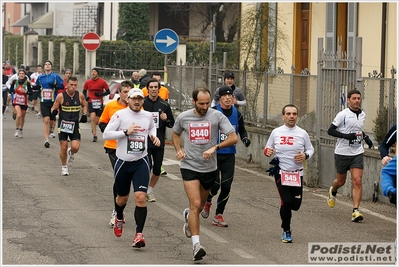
[80,114,87,123]
[94,92,102,97]
[85,97,90,102]
[51,109,58,117]
[364,135,373,149]
[242,137,251,147]
[344,133,357,141]
[388,191,396,205]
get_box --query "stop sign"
[82,32,101,51]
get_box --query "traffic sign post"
[82,32,101,51]
[154,28,179,55]
[82,32,101,79]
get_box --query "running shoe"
[201,201,212,218]
[12,113,16,120]
[61,166,69,176]
[109,211,126,227]
[18,129,23,138]
[2,114,5,120]
[14,130,19,137]
[44,140,50,148]
[113,218,124,237]
[37,112,42,119]
[109,210,117,226]
[5,106,9,112]
[193,242,206,261]
[212,214,228,227]
[132,233,146,248]
[67,148,75,166]
[146,192,156,202]
[160,165,167,175]
[281,230,293,243]
[92,135,98,142]
[327,186,336,208]
[351,209,364,222]
[183,208,191,238]
[49,132,56,138]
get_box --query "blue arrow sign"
[154,28,179,54]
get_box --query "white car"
[103,79,123,106]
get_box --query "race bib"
[127,135,145,154]
[92,99,102,109]
[43,89,53,100]
[60,120,75,134]
[349,131,362,147]
[189,121,210,144]
[14,94,26,105]
[151,112,159,128]
[280,170,301,187]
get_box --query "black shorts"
[28,91,40,101]
[113,156,150,197]
[40,102,56,120]
[12,104,28,110]
[147,147,165,176]
[88,102,103,117]
[180,168,218,191]
[58,121,81,141]
[335,154,364,174]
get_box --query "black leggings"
[207,153,235,215]
[2,91,8,114]
[275,174,303,231]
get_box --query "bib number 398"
[280,170,301,187]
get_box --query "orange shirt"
[99,98,128,149]
[141,86,169,101]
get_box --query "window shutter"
[325,3,336,52]
[347,3,357,56]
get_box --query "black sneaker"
[12,113,16,120]
[92,135,98,142]
[44,140,50,148]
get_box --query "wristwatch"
[215,145,220,150]
[305,153,309,160]
[123,129,129,136]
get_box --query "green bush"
[372,107,388,145]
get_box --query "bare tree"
[165,3,239,42]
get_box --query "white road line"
[231,248,255,259]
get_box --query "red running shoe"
[132,233,146,248]
[113,218,124,237]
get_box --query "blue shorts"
[113,156,150,196]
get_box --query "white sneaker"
[61,166,69,176]
[2,114,5,120]
[146,192,156,202]
[109,210,117,226]
[5,106,9,113]
[67,148,75,166]
[37,112,42,119]
[49,132,56,138]
[14,130,19,137]
[18,129,23,138]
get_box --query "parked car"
[103,79,123,106]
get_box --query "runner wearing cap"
[103,88,160,249]
[211,71,246,108]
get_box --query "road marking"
[231,248,255,259]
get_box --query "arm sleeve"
[327,124,348,138]
[237,111,248,140]
[165,106,175,128]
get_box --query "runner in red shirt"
[83,68,110,142]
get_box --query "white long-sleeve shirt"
[103,107,156,162]
[265,124,314,172]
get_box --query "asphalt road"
[2,109,397,265]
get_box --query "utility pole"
[208,13,216,91]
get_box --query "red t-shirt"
[83,78,109,104]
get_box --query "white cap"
[128,88,144,99]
